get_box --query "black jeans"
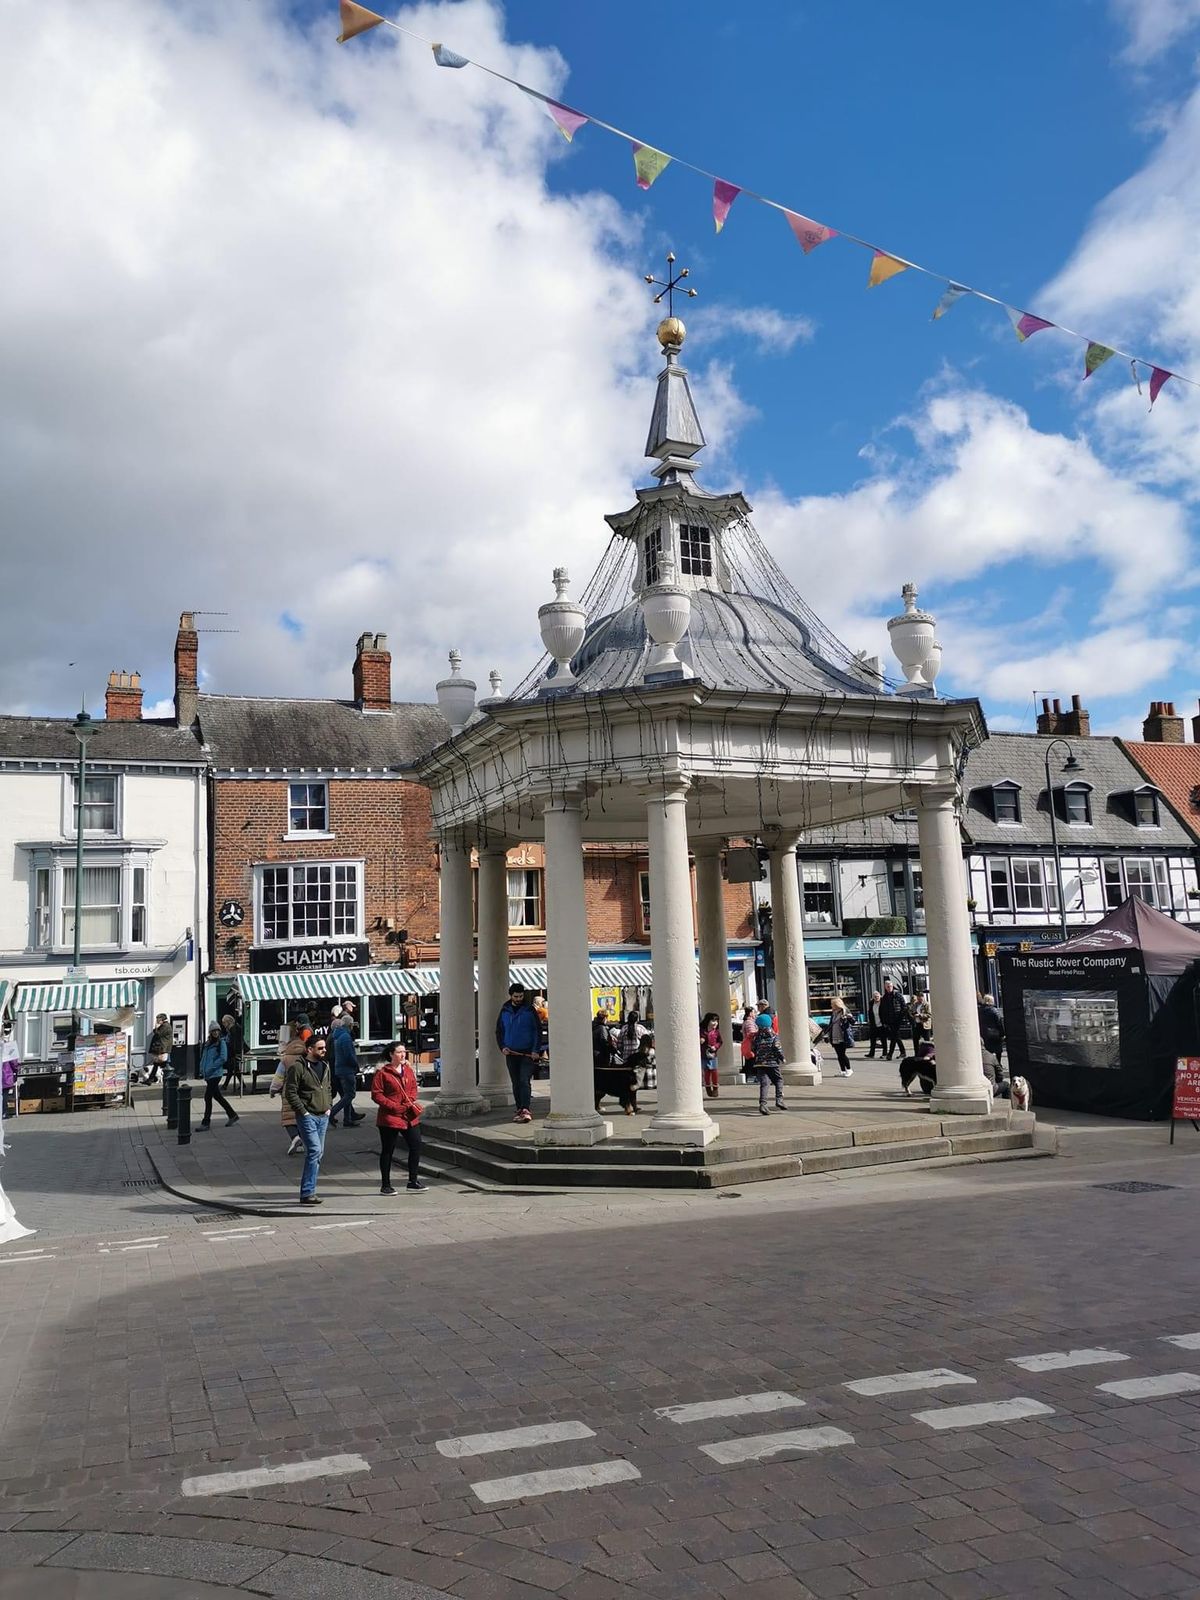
[331,1073,358,1124]
[379,1123,422,1187]
[832,1042,851,1073]
[507,1055,535,1112]
[202,1080,236,1123]
[883,1024,907,1059]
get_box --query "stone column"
[476,842,512,1109]
[644,778,718,1146]
[432,831,484,1117]
[918,786,992,1114]
[768,835,820,1086]
[694,839,738,1084]
[535,795,611,1146]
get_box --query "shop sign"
[110,963,160,977]
[1173,1057,1200,1123]
[249,941,370,973]
[847,936,909,954]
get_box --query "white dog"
[1010,1075,1032,1112]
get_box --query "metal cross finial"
[643,251,698,317]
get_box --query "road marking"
[198,1224,273,1236]
[1162,1333,1200,1350]
[310,1220,376,1231]
[1098,1372,1200,1400]
[438,1421,595,1458]
[471,1460,639,1504]
[655,1392,805,1425]
[1010,1348,1130,1372]
[181,1452,370,1497]
[205,1230,276,1242]
[97,1235,168,1246]
[700,1427,854,1464]
[0,1252,55,1265]
[912,1398,1054,1431]
[844,1368,975,1397]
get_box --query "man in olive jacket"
[284,1035,333,1204]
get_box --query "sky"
[3,0,1200,738]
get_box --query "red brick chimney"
[1143,700,1185,743]
[174,612,199,728]
[105,670,143,721]
[353,632,391,711]
[1036,693,1090,737]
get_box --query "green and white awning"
[0,979,10,1017]
[12,979,143,1014]
[230,960,661,1005]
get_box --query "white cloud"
[1111,0,1200,62]
[700,305,816,355]
[0,0,670,715]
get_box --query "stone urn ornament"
[887,582,940,695]
[436,649,477,732]
[538,567,586,687]
[641,549,694,680]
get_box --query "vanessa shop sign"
[249,942,370,973]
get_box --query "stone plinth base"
[431,1091,487,1119]
[783,1061,822,1087]
[643,1117,719,1148]
[534,1114,613,1147]
[930,1085,993,1116]
[478,1087,513,1112]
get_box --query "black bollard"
[166,1073,179,1129]
[177,1080,192,1144]
[161,1071,170,1120]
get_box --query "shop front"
[976,928,1065,1002]
[803,932,961,1024]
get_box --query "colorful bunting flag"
[713,180,741,233]
[782,210,836,254]
[868,251,908,289]
[932,283,969,321]
[337,0,384,43]
[1006,308,1054,342]
[632,144,671,190]
[431,41,469,68]
[1084,341,1115,379]
[1149,366,1172,407]
[527,93,588,141]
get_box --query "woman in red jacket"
[371,1042,427,1194]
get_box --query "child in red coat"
[371,1042,427,1193]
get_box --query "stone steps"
[419,1115,1039,1191]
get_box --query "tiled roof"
[1121,741,1200,844]
[961,732,1192,849]
[0,716,204,765]
[198,696,449,772]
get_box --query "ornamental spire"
[642,252,705,474]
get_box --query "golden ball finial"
[657,316,686,349]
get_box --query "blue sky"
[2,0,1199,733]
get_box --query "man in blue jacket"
[329,1004,365,1128]
[496,983,545,1124]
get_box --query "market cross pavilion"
[416,310,991,1145]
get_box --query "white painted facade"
[0,760,207,1064]
[966,849,1199,929]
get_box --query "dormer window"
[1063,782,1093,826]
[1134,788,1161,828]
[679,523,713,578]
[644,527,663,587]
[992,782,1021,825]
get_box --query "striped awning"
[12,979,143,1014]
[230,960,660,1004]
[0,979,9,1017]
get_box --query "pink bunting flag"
[1006,307,1054,342]
[632,144,671,190]
[1149,366,1172,407]
[782,209,836,254]
[523,90,588,141]
[713,180,740,234]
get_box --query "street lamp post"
[70,705,93,978]
[1044,737,1082,940]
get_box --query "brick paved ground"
[2,1090,1200,1598]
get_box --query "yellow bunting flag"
[632,144,671,190]
[1084,342,1115,380]
[337,0,385,43]
[868,251,908,289]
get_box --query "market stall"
[8,979,140,1112]
[998,897,1200,1120]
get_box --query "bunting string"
[336,1,1191,405]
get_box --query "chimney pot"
[106,667,144,721]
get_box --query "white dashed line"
[97,1235,168,1246]
[912,1398,1054,1431]
[0,1252,55,1265]
[700,1427,854,1464]
[844,1368,975,1397]
[205,1230,276,1243]
[198,1223,273,1236]
[1162,1333,1200,1350]
[181,1452,370,1497]
[1010,1349,1130,1372]
[437,1422,595,1458]
[309,1220,376,1230]
[1098,1373,1200,1400]
[471,1460,639,1504]
[655,1392,805,1425]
